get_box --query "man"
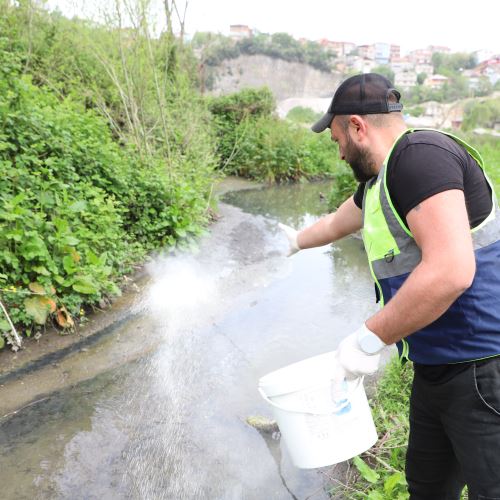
[280,73,500,499]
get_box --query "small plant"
[328,357,413,499]
[286,106,322,124]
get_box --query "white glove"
[278,223,301,257]
[336,324,387,380]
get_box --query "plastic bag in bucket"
[258,350,378,469]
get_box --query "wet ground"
[0,179,380,499]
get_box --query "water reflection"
[222,181,333,229]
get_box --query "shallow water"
[0,181,377,499]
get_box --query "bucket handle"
[258,377,363,416]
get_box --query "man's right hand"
[278,223,301,257]
[336,324,386,380]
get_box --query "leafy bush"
[192,31,335,72]
[404,105,425,117]
[461,98,500,131]
[0,46,211,344]
[286,106,322,124]
[208,88,341,182]
[460,134,500,195]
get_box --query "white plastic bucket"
[258,350,378,469]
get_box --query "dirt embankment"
[209,54,341,102]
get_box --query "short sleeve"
[387,141,465,219]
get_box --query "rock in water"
[246,415,280,434]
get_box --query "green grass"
[328,357,412,499]
[477,137,500,193]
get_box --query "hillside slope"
[209,54,341,101]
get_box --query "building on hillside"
[415,63,434,76]
[349,56,376,73]
[475,56,500,85]
[395,71,417,89]
[474,49,496,64]
[408,48,433,65]
[465,74,482,92]
[326,40,345,56]
[343,42,356,56]
[374,42,391,64]
[424,74,449,88]
[318,40,356,57]
[229,25,252,39]
[390,44,401,61]
[390,56,413,74]
[318,38,331,50]
[358,44,375,60]
[428,45,451,54]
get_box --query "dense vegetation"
[286,106,322,124]
[0,1,215,348]
[0,2,339,348]
[462,98,500,131]
[192,31,335,77]
[208,88,343,182]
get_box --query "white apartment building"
[415,63,434,76]
[395,71,418,89]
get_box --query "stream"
[0,181,377,500]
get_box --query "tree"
[417,72,427,85]
[432,52,476,74]
[462,98,500,131]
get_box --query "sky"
[47,0,499,55]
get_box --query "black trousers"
[406,357,500,500]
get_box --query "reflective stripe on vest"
[362,128,500,364]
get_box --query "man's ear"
[348,115,368,142]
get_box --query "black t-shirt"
[352,130,493,382]
[353,130,492,229]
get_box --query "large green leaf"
[24,296,52,324]
[20,234,48,260]
[384,472,407,494]
[68,200,87,212]
[367,491,385,500]
[72,276,99,295]
[61,235,80,246]
[32,265,50,276]
[353,456,380,484]
[28,282,46,294]
[63,255,77,274]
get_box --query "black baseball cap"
[311,73,403,133]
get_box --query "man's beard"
[344,133,376,183]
